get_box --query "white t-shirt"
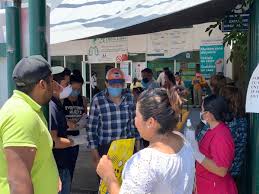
[157,72,165,86]
[120,134,195,194]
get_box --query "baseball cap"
[12,55,64,87]
[106,68,125,84]
[13,55,52,87]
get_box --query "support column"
[28,0,47,58]
[248,0,259,193]
[5,6,21,97]
[28,0,49,121]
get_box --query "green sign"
[200,45,224,78]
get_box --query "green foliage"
[206,0,254,65]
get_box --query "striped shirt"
[87,89,139,149]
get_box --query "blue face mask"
[108,87,123,97]
[70,89,81,97]
[141,80,149,89]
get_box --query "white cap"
[187,119,192,127]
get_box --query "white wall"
[50,39,89,56]
[49,22,232,78]
[128,34,147,53]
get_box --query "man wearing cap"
[87,68,139,168]
[141,68,160,89]
[49,67,87,194]
[0,55,59,194]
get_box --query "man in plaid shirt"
[87,68,139,168]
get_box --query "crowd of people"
[0,55,247,194]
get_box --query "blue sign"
[200,45,224,78]
[222,14,249,32]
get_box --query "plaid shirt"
[87,89,139,149]
[196,117,248,177]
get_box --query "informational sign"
[200,45,224,78]
[147,28,192,58]
[99,138,135,194]
[246,64,259,113]
[120,60,132,83]
[222,14,249,32]
[132,62,147,80]
[88,37,128,63]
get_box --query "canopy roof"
[50,0,240,44]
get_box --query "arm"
[82,96,88,113]
[4,147,36,194]
[192,131,234,177]
[201,158,228,177]
[87,98,101,167]
[96,155,120,194]
[50,130,73,149]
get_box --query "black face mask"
[142,78,149,83]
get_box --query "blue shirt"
[196,117,248,176]
[87,89,139,149]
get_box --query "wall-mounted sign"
[246,64,259,113]
[200,45,224,78]
[222,14,249,32]
[88,37,128,63]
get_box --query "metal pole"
[28,0,47,58]
[5,6,21,97]
[248,1,259,193]
[28,0,49,121]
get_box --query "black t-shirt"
[63,96,85,136]
[50,97,77,169]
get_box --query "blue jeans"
[58,168,71,194]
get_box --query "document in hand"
[99,138,136,194]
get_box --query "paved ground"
[71,108,200,194]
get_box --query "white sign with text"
[246,64,259,113]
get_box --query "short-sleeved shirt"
[0,90,59,194]
[196,122,237,194]
[50,97,76,169]
[120,134,195,194]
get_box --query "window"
[51,56,64,67]
[65,55,83,73]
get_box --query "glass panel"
[51,56,64,67]
[65,55,83,73]
[91,63,115,91]
[83,63,90,82]
[84,84,90,100]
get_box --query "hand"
[58,177,62,192]
[68,135,87,146]
[96,155,116,181]
[67,120,77,129]
[91,149,100,169]
[189,139,205,164]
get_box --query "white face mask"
[200,112,208,126]
[59,85,72,99]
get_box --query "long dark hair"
[165,70,176,86]
[137,88,178,134]
[210,74,226,95]
[203,95,233,122]
[219,86,245,117]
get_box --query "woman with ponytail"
[96,88,195,194]
[188,95,237,194]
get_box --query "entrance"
[81,61,115,101]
